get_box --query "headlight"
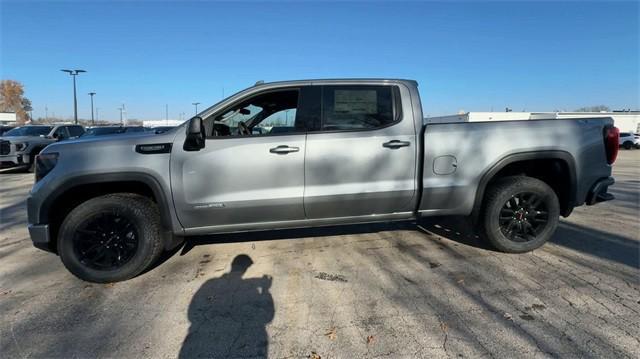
[35,152,58,182]
[14,142,28,151]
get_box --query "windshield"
[83,127,123,136]
[3,126,53,137]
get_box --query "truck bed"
[418,117,614,216]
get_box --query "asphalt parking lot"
[1,151,638,358]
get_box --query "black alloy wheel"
[480,176,560,253]
[498,192,549,242]
[73,212,139,270]
[58,194,164,282]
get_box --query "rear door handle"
[383,140,411,149]
[269,145,300,154]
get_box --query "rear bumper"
[586,177,615,205]
[28,224,54,252]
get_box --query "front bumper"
[28,224,53,252]
[586,177,615,205]
[0,154,26,166]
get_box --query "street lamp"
[192,102,200,115]
[118,107,124,126]
[60,69,86,124]
[88,92,96,125]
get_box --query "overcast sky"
[1,1,638,121]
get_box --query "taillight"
[604,126,619,165]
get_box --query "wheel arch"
[472,151,577,219]
[40,173,177,252]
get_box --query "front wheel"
[480,176,560,253]
[57,194,164,282]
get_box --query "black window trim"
[311,84,403,135]
[205,86,306,140]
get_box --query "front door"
[171,87,310,230]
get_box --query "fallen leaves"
[314,272,348,283]
[440,321,448,333]
[324,327,337,340]
[308,351,321,359]
[366,335,375,345]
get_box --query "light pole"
[88,92,96,125]
[118,107,124,126]
[192,102,200,115]
[60,69,86,124]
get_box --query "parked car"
[27,79,618,282]
[122,126,146,133]
[82,126,126,137]
[0,125,15,136]
[83,126,149,137]
[146,126,176,134]
[618,132,639,149]
[0,124,84,170]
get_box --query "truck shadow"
[180,216,638,270]
[180,221,418,255]
[419,216,640,269]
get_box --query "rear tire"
[57,194,164,283]
[623,141,633,150]
[480,176,559,253]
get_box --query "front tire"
[57,194,164,282]
[480,176,560,253]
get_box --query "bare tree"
[0,80,32,124]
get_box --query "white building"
[427,111,640,133]
[0,112,17,125]
[142,120,184,127]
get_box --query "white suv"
[619,132,640,149]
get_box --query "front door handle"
[269,145,300,154]
[383,140,411,149]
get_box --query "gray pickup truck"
[27,79,619,282]
[0,124,85,170]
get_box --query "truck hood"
[42,129,179,154]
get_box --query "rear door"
[303,84,418,218]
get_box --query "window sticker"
[334,90,377,114]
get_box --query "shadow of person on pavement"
[179,254,274,358]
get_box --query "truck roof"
[254,78,419,87]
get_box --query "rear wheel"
[57,194,164,282]
[480,176,559,253]
[623,141,633,150]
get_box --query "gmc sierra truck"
[27,79,619,282]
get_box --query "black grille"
[0,140,9,155]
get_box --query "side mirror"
[184,116,206,151]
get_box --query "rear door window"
[321,85,399,131]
